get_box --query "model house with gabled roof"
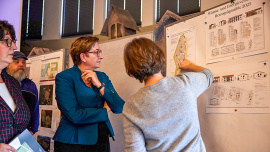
[153,10,182,49]
[100,5,140,39]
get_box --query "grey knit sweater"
[123,69,213,152]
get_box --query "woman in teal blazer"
[53,36,125,152]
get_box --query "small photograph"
[41,110,52,128]
[39,85,53,105]
[37,135,51,152]
[40,62,58,81]
[41,63,49,79]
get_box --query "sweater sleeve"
[178,68,214,97]
[123,115,147,152]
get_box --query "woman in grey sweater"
[123,37,213,152]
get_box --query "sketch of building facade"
[222,75,235,82]
[237,73,249,81]
[240,21,251,38]
[210,32,217,47]
[229,25,237,41]
[253,71,267,79]
[218,29,226,45]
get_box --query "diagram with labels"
[207,60,270,113]
[206,0,266,63]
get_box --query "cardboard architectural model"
[153,10,182,49]
[28,47,53,57]
[100,5,140,39]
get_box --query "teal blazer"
[53,65,125,145]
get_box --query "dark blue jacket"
[53,65,125,145]
[21,78,39,133]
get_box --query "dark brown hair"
[70,36,99,65]
[0,20,16,41]
[124,37,165,82]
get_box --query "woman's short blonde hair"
[124,38,165,82]
[70,36,99,65]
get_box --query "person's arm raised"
[179,59,204,72]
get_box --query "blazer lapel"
[1,71,21,114]
[0,95,13,113]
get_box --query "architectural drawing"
[206,4,265,63]
[166,25,196,76]
[253,71,267,79]
[211,48,219,57]
[218,29,226,45]
[236,42,245,52]
[222,74,235,83]
[229,25,237,41]
[207,61,269,113]
[237,73,249,81]
[221,44,235,55]
[213,76,221,83]
[240,21,251,38]
[210,32,217,47]
[174,34,187,75]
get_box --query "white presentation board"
[98,32,153,152]
[26,49,66,152]
[165,0,270,151]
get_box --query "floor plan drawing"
[166,25,196,76]
[173,34,188,75]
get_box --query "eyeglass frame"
[83,49,102,57]
[0,38,15,47]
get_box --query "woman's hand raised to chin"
[81,70,102,88]
[81,72,92,89]
[179,59,204,72]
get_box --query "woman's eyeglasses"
[84,49,102,57]
[0,38,15,47]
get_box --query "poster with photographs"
[41,110,52,128]
[37,135,51,152]
[39,84,54,105]
[27,49,65,148]
[40,62,58,82]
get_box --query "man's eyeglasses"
[84,49,102,57]
[0,38,15,47]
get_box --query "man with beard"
[6,51,39,135]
